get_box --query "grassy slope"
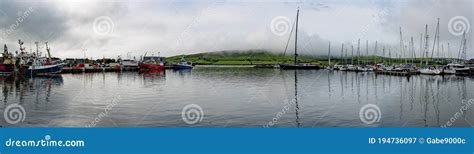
[166,50,326,65]
[166,50,458,66]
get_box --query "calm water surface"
[1,67,473,127]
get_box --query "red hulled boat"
[139,56,165,72]
[0,44,15,76]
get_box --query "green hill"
[165,50,459,66]
[166,50,326,65]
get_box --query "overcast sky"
[0,0,473,59]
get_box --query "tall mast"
[447,43,450,59]
[410,36,416,65]
[424,24,429,66]
[400,27,405,64]
[357,39,360,66]
[382,46,385,64]
[351,45,354,64]
[366,40,368,65]
[430,19,439,60]
[345,48,348,64]
[388,47,391,65]
[419,33,423,66]
[374,41,377,64]
[328,41,331,66]
[294,8,299,65]
[437,18,440,58]
[340,43,344,64]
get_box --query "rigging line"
[283,17,297,56]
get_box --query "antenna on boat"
[45,42,52,63]
[3,44,7,54]
[35,41,39,57]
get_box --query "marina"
[0,6,473,128]
[0,68,473,127]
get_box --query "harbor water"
[1,67,473,127]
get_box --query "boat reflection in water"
[140,70,166,80]
[1,68,473,127]
[1,75,63,105]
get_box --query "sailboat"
[451,31,470,76]
[279,8,321,70]
[326,41,333,70]
[419,21,441,75]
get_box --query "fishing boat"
[172,57,193,69]
[20,42,64,76]
[279,8,321,70]
[0,44,15,76]
[119,56,139,71]
[139,56,165,72]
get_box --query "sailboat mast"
[382,46,385,64]
[366,40,368,65]
[437,18,440,58]
[374,41,377,64]
[424,24,429,66]
[400,27,405,64]
[447,43,450,59]
[340,43,344,64]
[328,41,331,66]
[294,8,299,65]
[357,39,360,66]
[351,45,354,64]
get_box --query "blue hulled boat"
[172,57,193,70]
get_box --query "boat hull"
[419,68,441,75]
[172,64,193,70]
[279,64,320,70]
[21,63,64,76]
[139,63,165,72]
[455,68,471,76]
[0,64,15,76]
